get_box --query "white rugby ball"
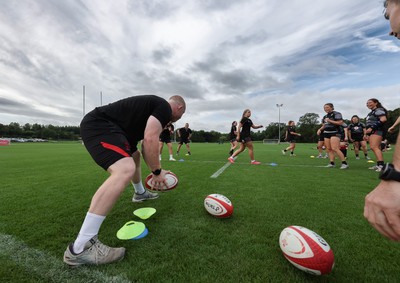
[279,226,334,275]
[204,194,233,218]
[145,171,178,191]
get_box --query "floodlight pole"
[100,91,103,106]
[276,104,283,144]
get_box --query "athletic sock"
[73,212,106,254]
[133,181,145,195]
[377,161,384,167]
[342,161,348,165]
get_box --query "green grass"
[0,142,399,282]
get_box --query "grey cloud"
[127,0,179,19]
[152,46,174,63]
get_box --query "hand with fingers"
[364,180,400,241]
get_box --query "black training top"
[286,125,296,141]
[322,111,343,133]
[229,125,237,140]
[366,108,386,129]
[160,123,174,140]
[348,122,365,135]
[240,117,253,138]
[93,95,172,144]
[179,127,192,139]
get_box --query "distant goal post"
[262,139,280,144]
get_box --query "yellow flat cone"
[133,207,156,220]
[367,160,375,163]
[117,221,146,240]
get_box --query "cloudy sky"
[0,0,399,133]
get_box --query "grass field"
[0,141,399,282]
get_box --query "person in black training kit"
[177,123,192,156]
[159,122,176,161]
[64,95,186,267]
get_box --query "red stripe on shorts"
[101,142,130,157]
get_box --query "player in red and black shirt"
[282,121,301,156]
[228,109,263,165]
[159,122,176,161]
[64,95,186,267]
[317,103,348,169]
[348,115,370,160]
[365,98,388,171]
[176,123,192,155]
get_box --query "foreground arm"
[364,132,400,241]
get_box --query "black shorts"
[318,134,325,142]
[80,113,136,170]
[352,134,363,142]
[240,136,252,143]
[179,138,190,145]
[324,132,341,139]
[159,137,172,144]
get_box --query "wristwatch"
[152,169,162,176]
[379,163,400,182]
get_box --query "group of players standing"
[227,98,393,171]
[159,122,192,161]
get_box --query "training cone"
[117,221,146,240]
[131,227,149,240]
[133,207,156,220]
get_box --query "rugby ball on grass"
[204,194,233,218]
[145,171,178,191]
[279,226,334,275]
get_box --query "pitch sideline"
[0,233,131,283]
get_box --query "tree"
[297,113,321,143]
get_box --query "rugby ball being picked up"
[204,194,233,218]
[279,226,334,275]
[145,171,178,191]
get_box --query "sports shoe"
[63,236,125,267]
[281,150,286,155]
[251,160,261,165]
[132,190,159,203]
[228,157,235,164]
[325,164,335,168]
[290,154,296,157]
[324,154,329,159]
[375,165,383,172]
[340,164,349,169]
[169,157,176,161]
[366,156,371,160]
[355,156,360,160]
[317,154,323,158]
[369,165,378,170]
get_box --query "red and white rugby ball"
[145,171,178,191]
[204,194,233,218]
[279,226,334,275]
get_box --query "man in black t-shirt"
[176,123,192,155]
[64,95,186,267]
[159,122,176,161]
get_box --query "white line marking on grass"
[210,162,231,178]
[0,233,132,283]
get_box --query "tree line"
[1,108,399,144]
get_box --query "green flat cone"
[133,207,156,220]
[117,221,146,240]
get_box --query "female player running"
[282,120,301,156]
[228,109,263,165]
[229,121,238,156]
